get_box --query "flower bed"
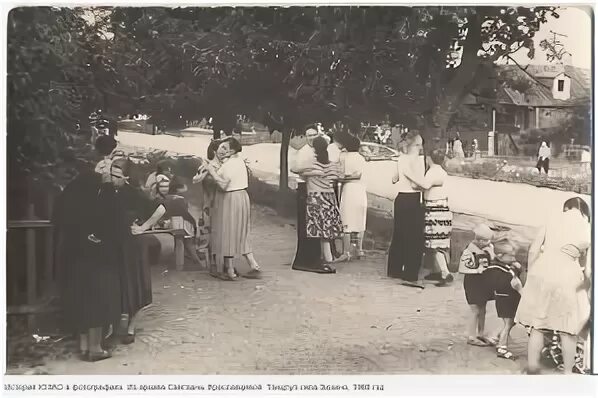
[444,158,591,195]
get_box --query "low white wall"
[119,131,590,229]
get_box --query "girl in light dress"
[516,197,591,374]
[334,131,368,261]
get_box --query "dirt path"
[10,203,530,375]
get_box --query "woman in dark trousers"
[387,132,427,288]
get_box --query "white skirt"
[340,181,367,233]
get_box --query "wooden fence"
[7,199,58,329]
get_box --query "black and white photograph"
[2,2,594,382]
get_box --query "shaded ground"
[7,202,531,375]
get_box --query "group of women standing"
[291,128,369,274]
[55,135,154,361]
[55,134,263,361]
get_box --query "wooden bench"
[140,229,187,270]
[140,216,209,270]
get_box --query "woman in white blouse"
[198,138,261,280]
[334,130,368,261]
[388,131,427,288]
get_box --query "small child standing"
[485,239,523,360]
[458,224,496,346]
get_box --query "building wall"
[552,73,572,100]
[537,107,573,129]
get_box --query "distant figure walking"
[537,142,551,174]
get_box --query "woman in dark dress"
[108,158,154,344]
[54,168,128,361]
[290,128,333,273]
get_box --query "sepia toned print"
[5,5,592,375]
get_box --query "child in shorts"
[485,239,523,360]
[458,224,496,346]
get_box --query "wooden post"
[174,235,185,271]
[171,217,185,270]
[25,204,37,328]
[44,195,54,296]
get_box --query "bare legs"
[219,253,261,279]
[434,251,450,279]
[224,257,235,278]
[321,240,334,263]
[338,232,365,261]
[560,333,578,374]
[243,252,260,270]
[468,304,487,339]
[79,333,88,353]
[526,328,544,373]
[526,329,576,373]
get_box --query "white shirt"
[218,155,248,191]
[291,144,316,182]
[422,165,448,201]
[342,152,367,185]
[328,143,342,163]
[395,154,424,193]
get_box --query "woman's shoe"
[497,346,517,360]
[85,350,112,362]
[333,253,351,263]
[400,280,425,289]
[243,269,262,279]
[120,333,135,345]
[436,274,454,287]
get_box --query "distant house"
[492,64,590,132]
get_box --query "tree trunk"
[429,11,483,140]
[277,129,292,215]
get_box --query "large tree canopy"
[8,6,562,202]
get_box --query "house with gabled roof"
[455,61,591,155]
[492,63,590,132]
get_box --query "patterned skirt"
[424,198,452,250]
[306,191,343,240]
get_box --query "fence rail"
[7,202,57,329]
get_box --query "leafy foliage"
[7,6,561,210]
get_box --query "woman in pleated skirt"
[204,137,261,280]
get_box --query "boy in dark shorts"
[458,224,495,346]
[486,239,523,360]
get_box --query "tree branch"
[505,54,551,89]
